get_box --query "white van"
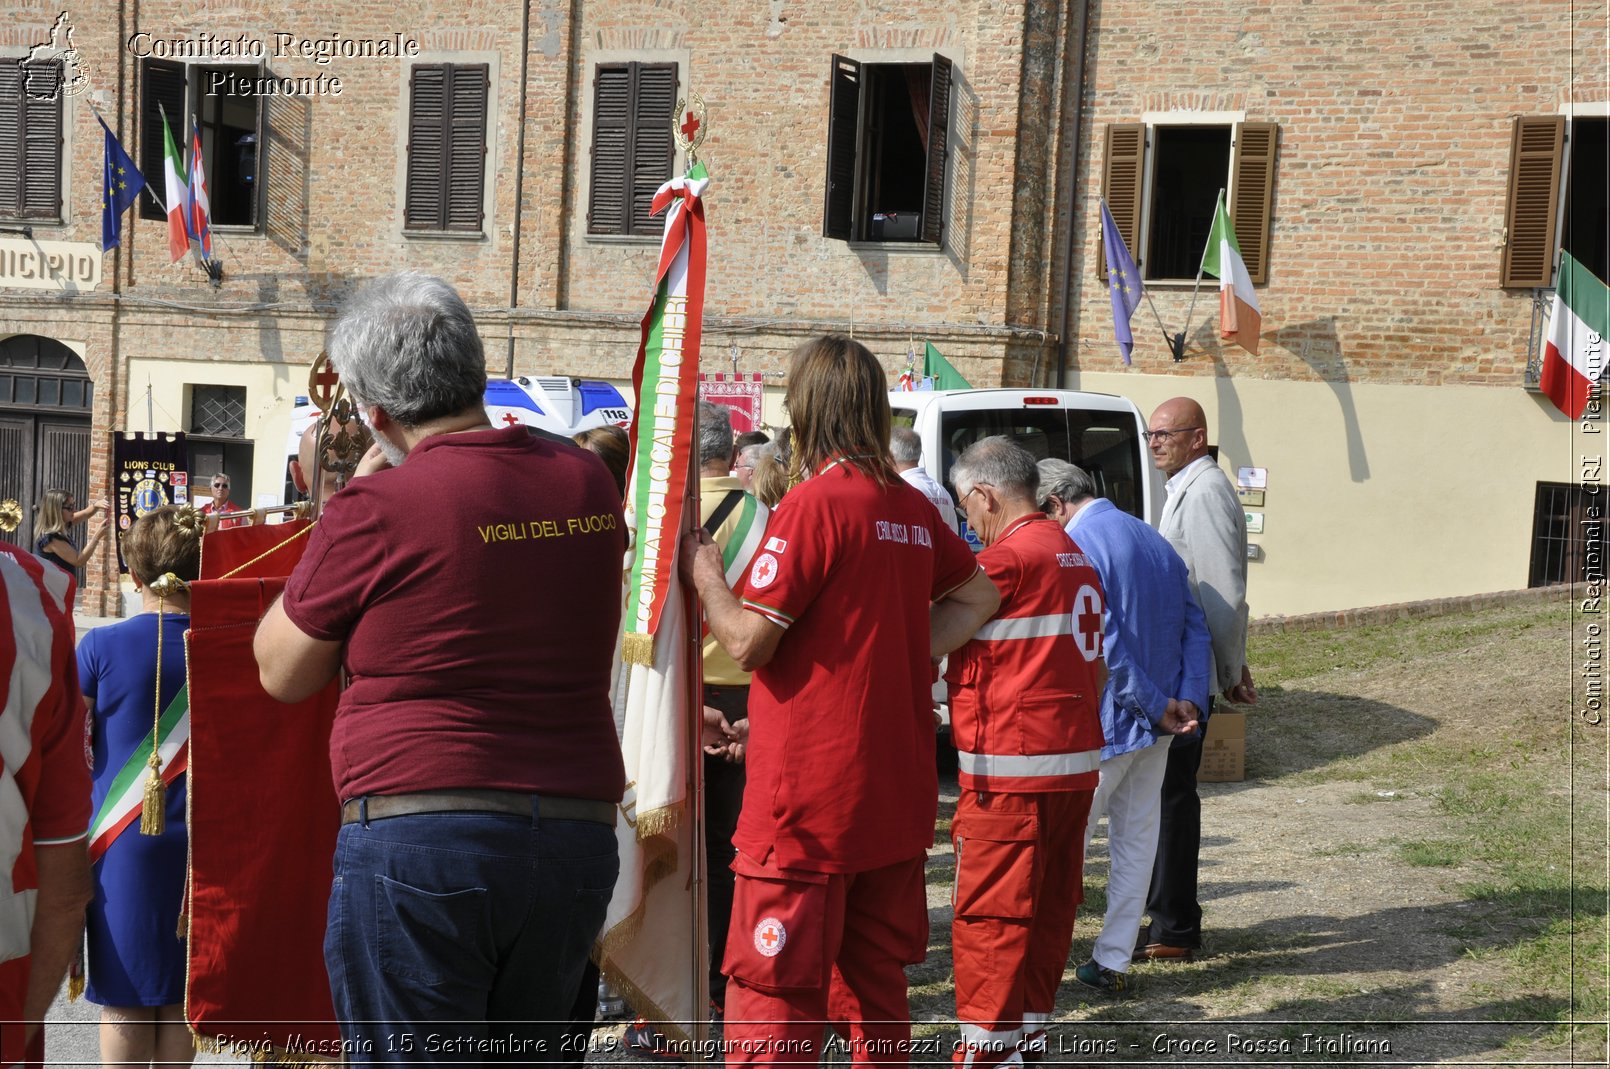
[888,388,1162,539]
[890,388,1160,761]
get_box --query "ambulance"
[283,376,633,498]
[888,387,1162,539]
[889,387,1160,766]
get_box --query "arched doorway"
[0,335,92,552]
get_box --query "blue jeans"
[324,801,619,1065]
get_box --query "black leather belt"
[341,790,616,827]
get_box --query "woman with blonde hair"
[747,441,791,509]
[33,487,107,580]
[76,505,200,1068]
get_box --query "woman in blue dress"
[76,505,199,1067]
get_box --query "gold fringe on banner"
[254,1047,335,1067]
[621,632,656,665]
[595,844,678,958]
[633,801,683,841]
[599,959,695,1047]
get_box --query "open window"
[587,62,677,237]
[1502,115,1609,288]
[1099,120,1278,283]
[822,53,952,244]
[0,58,64,221]
[138,58,263,227]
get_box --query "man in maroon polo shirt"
[254,272,626,1063]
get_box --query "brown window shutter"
[920,53,953,245]
[405,63,447,229]
[1230,121,1277,285]
[19,61,62,220]
[140,59,187,220]
[445,64,489,232]
[1501,115,1565,289]
[1098,123,1145,278]
[821,55,861,241]
[628,63,677,236]
[588,63,631,235]
[0,61,22,219]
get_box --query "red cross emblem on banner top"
[680,110,701,141]
[308,352,342,410]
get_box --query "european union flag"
[99,115,146,251]
[1100,199,1143,365]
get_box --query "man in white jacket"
[1135,397,1256,962]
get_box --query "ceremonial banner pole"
[600,94,712,1050]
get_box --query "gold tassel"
[622,631,656,665]
[140,752,166,836]
[140,574,186,837]
[67,942,85,1000]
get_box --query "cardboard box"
[1197,710,1246,783]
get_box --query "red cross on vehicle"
[502,412,522,426]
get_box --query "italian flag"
[1540,252,1610,420]
[159,109,190,263]
[621,161,708,665]
[1203,193,1261,355]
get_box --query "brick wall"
[1056,0,1609,387]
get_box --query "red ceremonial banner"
[198,520,316,580]
[186,543,342,1054]
[698,373,764,433]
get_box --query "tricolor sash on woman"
[86,686,188,863]
[621,163,709,666]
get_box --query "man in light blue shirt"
[1037,459,1210,993]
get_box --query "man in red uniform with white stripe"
[944,436,1108,1067]
[683,335,999,1067]
[0,543,93,1069]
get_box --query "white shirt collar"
[1166,454,1217,495]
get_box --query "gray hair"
[952,435,1039,503]
[697,401,735,468]
[889,426,922,465]
[1036,458,1097,508]
[328,272,487,427]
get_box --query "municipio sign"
[0,237,103,292]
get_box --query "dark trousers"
[704,683,749,1010]
[1141,732,1204,949]
[324,805,618,1064]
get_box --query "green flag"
[924,341,973,390]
